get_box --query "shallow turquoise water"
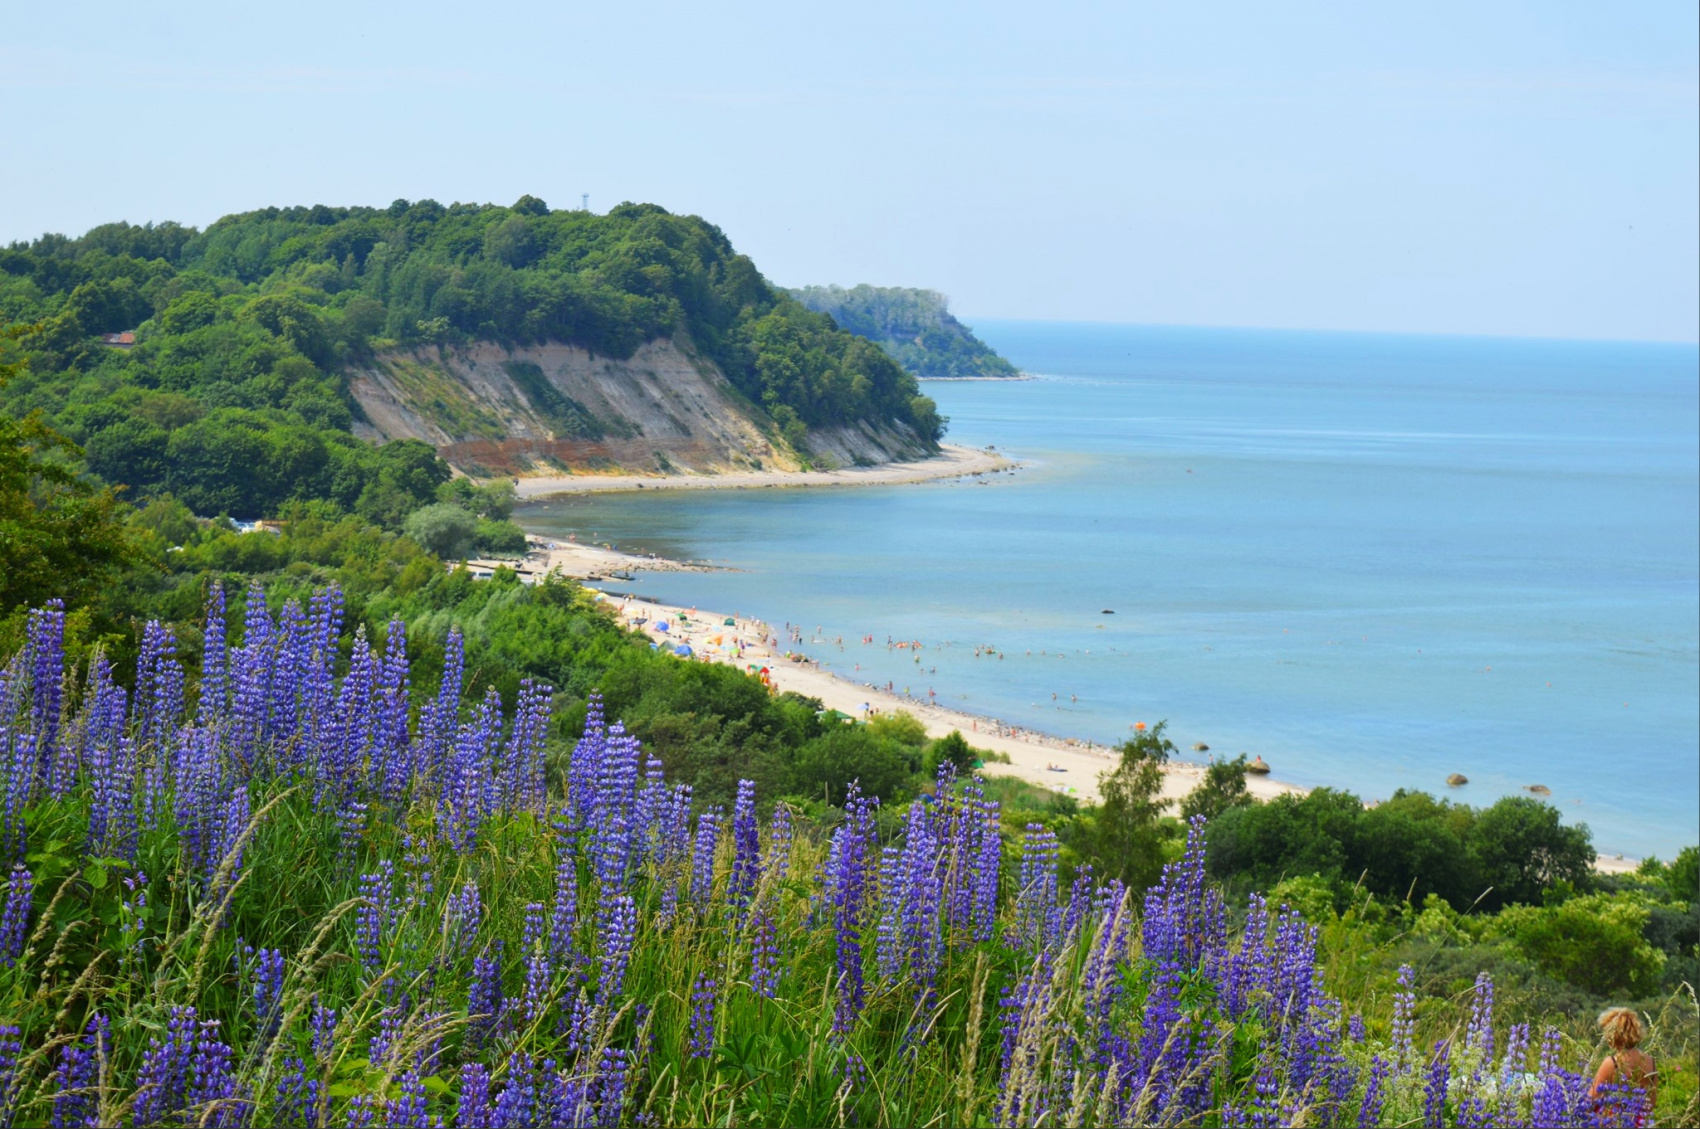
[517,323,1700,859]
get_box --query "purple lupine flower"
[457,1063,493,1129]
[419,626,465,788]
[1423,1042,1450,1129]
[550,847,578,976]
[368,1006,404,1070]
[1348,1014,1366,1043]
[826,782,878,1037]
[1014,824,1060,954]
[208,783,252,907]
[228,582,273,772]
[375,619,413,805]
[0,1024,21,1129]
[85,653,138,862]
[522,902,553,1024]
[344,1093,377,1128]
[51,1014,108,1129]
[385,1070,430,1129]
[439,694,499,853]
[443,880,482,958]
[198,582,228,727]
[132,1006,199,1128]
[751,908,781,998]
[356,862,396,973]
[597,893,637,1000]
[688,973,717,1059]
[248,945,287,1042]
[401,833,434,911]
[467,944,505,1049]
[490,1052,537,1126]
[1465,971,1495,1064]
[1500,1021,1530,1087]
[587,721,640,894]
[566,692,605,830]
[310,999,337,1060]
[502,677,553,815]
[188,1018,244,1126]
[689,808,720,905]
[0,865,31,966]
[1357,1054,1390,1129]
[0,730,35,864]
[727,779,760,917]
[28,600,67,796]
[1390,964,1417,1068]
[273,1056,321,1129]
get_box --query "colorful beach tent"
[673,644,693,656]
[723,618,736,626]
[655,622,670,632]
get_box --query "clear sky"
[5,2,1696,342]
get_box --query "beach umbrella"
[655,622,670,632]
[674,644,693,657]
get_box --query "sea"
[516,323,1700,860]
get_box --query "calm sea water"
[518,323,1700,859]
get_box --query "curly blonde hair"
[1598,1007,1643,1050]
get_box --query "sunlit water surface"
[518,323,1699,859]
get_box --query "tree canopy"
[2,201,943,524]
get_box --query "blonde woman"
[1590,1007,1657,1123]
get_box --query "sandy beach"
[586,589,1302,809]
[511,443,1013,500]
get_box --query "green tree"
[1092,722,1178,890]
[1180,754,1253,823]
[928,731,977,776]
[403,502,477,559]
[1470,796,1594,909]
[0,324,144,612]
[1667,845,1700,903]
[1206,788,1363,891]
[85,418,171,490]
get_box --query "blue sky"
[5,2,1695,341]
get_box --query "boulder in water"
[1526,784,1551,795]
[1446,773,1469,786]
[1192,742,1210,752]
[1246,755,1271,775]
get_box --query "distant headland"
[788,284,1023,380]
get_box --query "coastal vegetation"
[0,199,945,519]
[789,284,1020,379]
[1,261,1695,1127]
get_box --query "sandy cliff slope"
[348,338,933,476]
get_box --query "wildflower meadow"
[0,586,1673,1126]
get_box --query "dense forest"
[0,199,944,521]
[790,284,1020,379]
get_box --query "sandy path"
[591,591,1302,809]
[512,443,1013,499]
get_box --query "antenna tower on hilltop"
[582,193,589,212]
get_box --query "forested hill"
[789,284,1019,379]
[0,198,945,517]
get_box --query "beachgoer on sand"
[1590,1007,1657,1123]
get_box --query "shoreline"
[507,548,1646,876]
[510,443,1014,500]
[583,587,1304,812]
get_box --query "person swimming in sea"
[1590,1007,1657,1123]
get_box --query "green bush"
[1494,893,1667,997]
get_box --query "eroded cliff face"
[347,339,932,476]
